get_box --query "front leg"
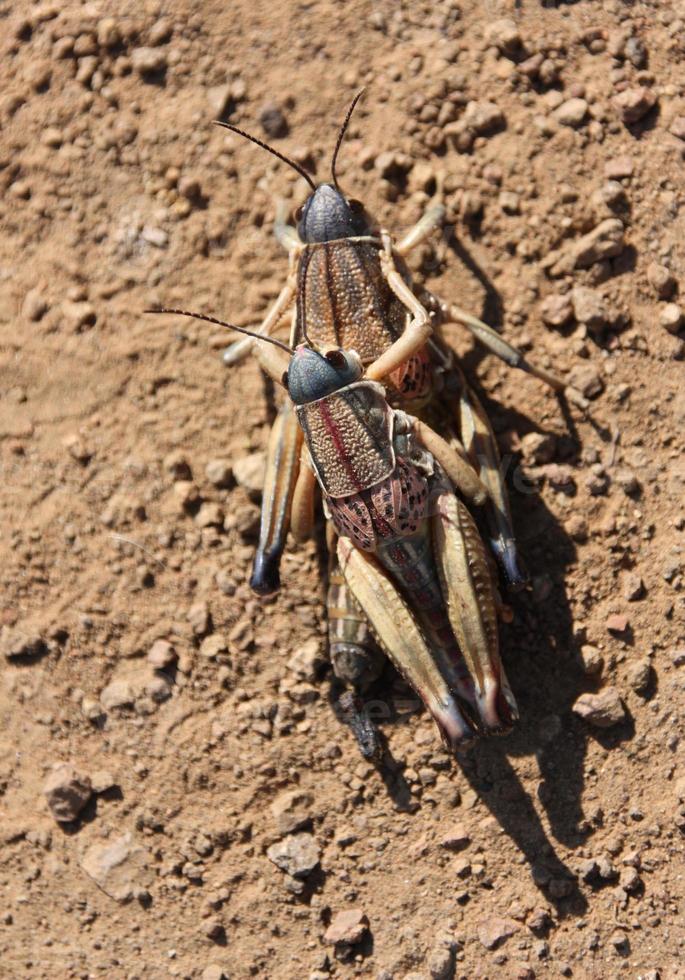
[364,232,433,382]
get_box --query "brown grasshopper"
[148,305,517,752]
[218,92,573,609]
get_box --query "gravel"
[266,833,320,878]
[572,688,626,727]
[613,86,657,124]
[324,908,369,945]
[43,763,92,822]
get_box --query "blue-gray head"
[216,90,371,244]
[285,346,363,405]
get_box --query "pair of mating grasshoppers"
[151,93,579,757]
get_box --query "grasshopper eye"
[324,350,347,369]
[281,370,289,387]
[348,199,363,211]
[295,205,304,221]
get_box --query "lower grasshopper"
[148,305,518,751]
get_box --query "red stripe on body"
[317,399,366,493]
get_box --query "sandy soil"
[1,1,684,978]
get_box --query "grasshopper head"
[285,346,363,405]
[296,183,371,243]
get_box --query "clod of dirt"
[147,639,177,669]
[43,763,92,823]
[606,613,629,634]
[462,100,505,135]
[22,288,49,321]
[205,459,233,487]
[567,363,604,399]
[571,287,610,334]
[572,218,625,268]
[572,688,626,728]
[626,658,652,694]
[477,916,519,950]
[324,909,369,945]
[440,823,470,851]
[266,832,320,878]
[659,303,683,335]
[554,98,589,128]
[1,627,47,661]
[540,292,573,328]
[131,47,167,77]
[80,832,154,902]
[233,452,265,495]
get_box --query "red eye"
[281,370,289,387]
[295,205,304,220]
[325,350,346,368]
[347,199,362,211]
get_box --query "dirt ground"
[1,1,685,978]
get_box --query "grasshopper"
[217,92,574,607]
[148,305,518,752]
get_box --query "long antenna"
[331,88,365,191]
[146,308,294,354]
[214,122,316,191]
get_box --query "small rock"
[572,219,624,268]
[149,18,172,45]
[23,288,49,321]
[646,262,676,300]
[486,19,521,57]
[568,363,603,399]
[521,431,556,465]
[188,600,211,637]
[287,638,325,681]
[554,98,588,128]
[205,459,232,487]
[627,658,651,694]
[141,226,168,248]
[233,452,265,495]
[620,866,641,893]
[463,100,505,135]
[625,36,647,68]
[571,287,609,333]
[61,300,96,331]
[615,468,640,495]
[259,103,289,139]
[131,47,167,76]
[622,572,644,602]
[147,639,177,669]
[80,832,153,902]
[606,613,629,634]
[324,908,369,945]
[195,502,224,528]
[267,832,320,879]
[659,303,683,335]
[527,907,551,933]
[207,84,233,119]
[540,293,573,328]
[427,942,456,980]
[578,858,599,882]
[164,451,192,480]
[90,770,117,794]
[203,918,225,942]
[499,191,520,215]
[613,86,656,124]
[604,156,634,180]
[44,764,92,823]
[100,679,134,710]
[572,688,626,728]
[97,17,121,48]
[565,514,588,543]
[440,823,470,851]
[199,634,227,660]
[201,966,227,980]
[1,628,47,661]
[271,789,314,836]
[478,916,519,950]
[670,116,685,141]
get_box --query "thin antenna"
[214,122,316,191]
[146,308,294,354]
[331,88,365,191]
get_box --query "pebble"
[571,286,609,333]
[572,219,624,268]
[61,300,96,332]
[203,918,225,942]
[646,262,676,300]
[147,639,177,669]
[43,763,92,823]
[568,363,603,399]
[266,832,320,878]
[324,909,369,945]
[499,191,520,215]
[477,916,519,950]
[659,303,683,334]
[23,288,49,321]
[521,431,556,465]
[271,789,314,835]
[201,966,227,980]
[199,635,227,659]
[540,292,573,328]
[554,98,588,128]
[565,514,589,543]
[1,628,47,661]
[606,613,629,634]
[622,572,644,601]
[462,100,505,135]
[188,600,211,636]
[485,19,521,57]
[164,450,192,480]
[627,658,651,693]
[572,687,626,727]
[195,502,224,528]
[440,823,470,851]
[205,459,232,487]
[97,17,120,48]
[259,103,289,139]
[604,155,634,179]
[232,452,265,494]
[613,86,657,124]
[80,832,153,902]
[287,638,325,681]
[100,678,134,710]
[131,47,167,76]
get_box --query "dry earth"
[1,1,685,978]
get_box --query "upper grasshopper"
[217,92,574,604]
